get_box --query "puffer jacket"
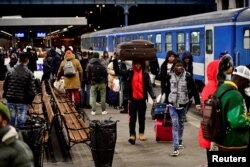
[216,81,250,149]
[0,126,34,167]
[57,53,83,89]
[3,64,36,104]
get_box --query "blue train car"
[81,7,250,86]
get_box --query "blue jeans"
[169,105,186,151]
[7,103,29,128]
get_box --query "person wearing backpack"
[86,52,108,115]
[57,50,83,109]
[214,65,250,151]
[163,58,201,156]
[0,102,34,167]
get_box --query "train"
[80,7,250,88]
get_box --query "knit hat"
[232,66,250,81]
[0,102,10,123]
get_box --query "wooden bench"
[48,82,90,153]
[41,81,56,160]
[28,94,44,118]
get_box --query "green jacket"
[216,81,250,149]
[0,126,34,167]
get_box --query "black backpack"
[201,86,234,144]
[91,62,107,83]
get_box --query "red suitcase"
[154,119,172,141]
[154,106,172,141]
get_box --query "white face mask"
[245,87,250,97]
[225,74,231,80]
[89,50,93,53]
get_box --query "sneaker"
[170,150,179,157]
[102,111,108,115]
[91,111,96,115]
[128,135,136,145]
[139,133,147,141]
[179,144,185,149]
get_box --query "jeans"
[7,103,29,128]
[169,105,186,151]
[90,82,106,112]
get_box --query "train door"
[204,25,214,84]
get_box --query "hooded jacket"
[215,81,250,149]
[0,125,34,167]
[199,60,220,149]
[57,52,83,89]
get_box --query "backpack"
[63,60,76,77]
[91,61,107,83]
[201,86,234,144]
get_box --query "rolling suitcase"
[154,106,172,141]
[116,40,156,61]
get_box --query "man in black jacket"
[125,60,156,145]
[3,52,36,127]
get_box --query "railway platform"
[43,84,207,167]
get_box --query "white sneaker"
[91,111,96,115]
[102,111,108,115]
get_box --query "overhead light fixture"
[68,25,73,28]
[0,30,12,36]
[48,29,60,35]
[2,15,22,19]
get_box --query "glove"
[195,104,201,112]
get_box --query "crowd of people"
[0,45,250,166]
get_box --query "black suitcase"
[116,40,156,61]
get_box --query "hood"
[89,58,101,64]
[0,126,18,142]
[207,60,220,81]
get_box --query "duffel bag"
[116,40,156,61]
[151,103,167,119]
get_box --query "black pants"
[128,100,146,136]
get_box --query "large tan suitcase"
[115,40,156,61]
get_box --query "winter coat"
[0,125,34,167]
[0,57,7,81]
[57,53,83,90]
[107,61,116,89]
[216,81,250,149]
[125,67,156,102]
[3,64,36,104]
[164,70,200,107]
[199,60,220,149]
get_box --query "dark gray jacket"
[0,126,34,167]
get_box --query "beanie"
[0,102,10,123]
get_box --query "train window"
[147,34,153,42]
[132,34,137,40]
[206,30,213,54]
[126,35,131,42]
[165,33,172,52]
[139,34,144,39]
[191,31,200,55]
[156,34,162,52]
[243,29,250,49]
[177,32,185,54]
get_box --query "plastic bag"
[112,77,120,92]
[53,78,65,93]
[156,93,166,103]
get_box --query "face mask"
[225,74,231,80]
[245,87,250,97]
